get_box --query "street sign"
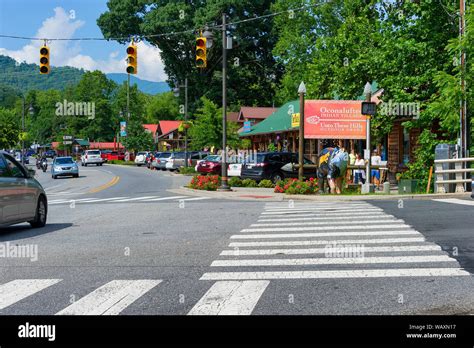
[63,135,72,140]
[361,101,377,116]
[120,121,127,137]
[291,113,300,128]
[63,141,72,145]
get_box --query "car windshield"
[88,150,100,155]
[55,158,74,164]
[173,153,186,159]
[205,155,221,162]
[159,152,171,158]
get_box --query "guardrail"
[434,157,474,193]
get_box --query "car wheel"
[84,163,87,167]
[81,162,84,166]
[73,174,79,178]
[271,171,284,183]
[52,175,57,179]
[29,196,47,228]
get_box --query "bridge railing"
[434,157,474,193]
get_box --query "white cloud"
[0,7,167,82]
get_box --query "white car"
[81,150,103,166]
[134,151,149,167]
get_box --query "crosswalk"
[432,198,474,206]
[1,201,470,315]
[47,195,211,205]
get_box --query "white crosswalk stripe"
[197,201,470,313]
[433,198,474,206]
[0,279,62,310]
[47,195,212,205]
[56,280,161,315]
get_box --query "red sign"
[304,100,367,139]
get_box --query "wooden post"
[426,166,433,194]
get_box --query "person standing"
[371,150,382,187]
[354,153,366,184]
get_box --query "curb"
[169,186,472,202]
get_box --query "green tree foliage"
[0,107,19,149]
[97,0,282,111]
[144,92,179,122]
[188,97,239,150]
[121,120,154,152]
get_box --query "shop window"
[402,127,410,164]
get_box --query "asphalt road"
[0,161,473,315]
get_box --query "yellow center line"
[88,176,120,194]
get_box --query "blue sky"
[0,0,167,82]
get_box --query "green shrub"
[178,166,196,175]
[258,179,275,188]
[108,160,135,165]
[228,177,243,187]
[274,178,318,194]
[241,178,257,187]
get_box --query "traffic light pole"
[184,77,188,168]
[219,13,231,191]
[127,73,130,120]
[21,95,25,165]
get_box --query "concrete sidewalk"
[168,186,473,202]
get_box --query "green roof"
[74,139,90,146]
[239,100,299,137]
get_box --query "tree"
[188,97,239,150]
[97,0,282,111]
[144,92,179,122]
[121,121,154,153]
[0,107,19,149]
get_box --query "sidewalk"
[169,186,473,202]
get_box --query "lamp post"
[174,78,189,167]
[298,82,306,181]
[218,13,231,191]
[362,82,374,194]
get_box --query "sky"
[0,0,167,82]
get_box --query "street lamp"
[203,29,214,49]
[174,78,189,167]
[362,82,375,194]
[298,81,306,181]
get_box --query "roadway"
[0,161,473,315]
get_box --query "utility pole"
[21,96,25,165]
[127,73,130,121]
[362,82,375,194]
[184,77,188,167]
[298,82,306,181]
[219,13,231,191]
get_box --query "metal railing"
[434,157,474,193]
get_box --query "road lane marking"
[231,231,422,239]
[112,196,159,202]
[261,208,383,215]
[0,279,62,310]
[142,196,187,201]
[433,198,474,206]
[263,204,372,211]
[188,280,269,315]
[258,214,394,222]
[179,197,212,201]
[200,268,471,280]
[56,280,161,315]
[257,212,387,218]
[251,219,404,227]
[241,224,411,233]
[220,245,441,256]
[71,197,130,203]
[228,237,426,247]
[211,255,456,267]
[88,176,120,194]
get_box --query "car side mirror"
[27,169,36,178]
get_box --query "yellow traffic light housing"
[196,37,207,68]
[126,44,137,74]
[39,45,50,74]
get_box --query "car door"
[0,154,23,223]
[3,154,36,220]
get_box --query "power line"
[0,1,328,42]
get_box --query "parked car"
[134,151,150,166]
[51,156,79,179]
[152,152,172,170]
[196,155,222,174]
[44,150,57,158]
[165,152,187,171]
[105,151,125,161]
[100,150,111,162]
[188,152,210,168]
[0,151,47,228]
[240,152,317,183]
[81,149,103,166]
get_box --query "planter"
[398,179,419,194]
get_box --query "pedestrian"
[346,148,356,183]
[327,146,348,194]
[354,153,366,184]
[371,150,381,187]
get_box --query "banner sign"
[120,121,127,137]
[291,113,300,128]
[304,100,367,140]
[243,121,252,132]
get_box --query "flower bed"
[274,178,318,194]
[189,175,220,191]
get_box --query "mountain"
[105,73,170,94]
[0,55,169,95]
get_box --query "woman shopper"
[354,153,366,184]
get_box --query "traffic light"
[126,44,137,74]
[39,45,50,74]
[196,37,207,68]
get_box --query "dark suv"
[240,152,317,183]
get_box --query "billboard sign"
[243,121,252,132]
[291,113,300,128]
[304,100,367,139]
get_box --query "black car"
[240,152,317,183]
